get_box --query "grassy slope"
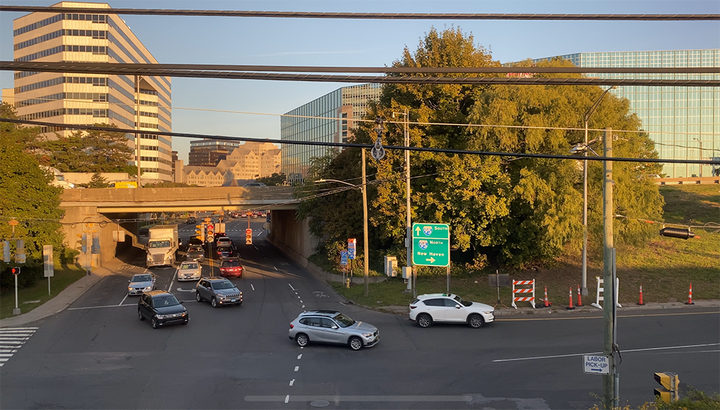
[335,184,720,308]
[0,263,85,319]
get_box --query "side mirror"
[331,325,339,330]
[179,301,184,305]
[455,305,462,309]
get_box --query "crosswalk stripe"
[0,327,38,367]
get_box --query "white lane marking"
[67,304,137,311]
[274,266,278,271]
[254,246,259,250]
[294,366,299,372]
[284,395,289,404]
[493,342,720,363]
[288,283,295,291]
[289,379,295,386]
[247,395,476,403]
[167,269,177,292]
[297,354,302,360]
[118,293,129,306]
[302,305,305,308]
[251,284,255,291]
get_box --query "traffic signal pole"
[602,128,619,408]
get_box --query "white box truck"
[146,225,179,268]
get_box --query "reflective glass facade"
[281,84,382,182]
[534,50,720,178]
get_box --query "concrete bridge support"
[60,206,137,268]
[266,209,318,267]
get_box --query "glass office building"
[533,50,719,178]
[281,84,382,182]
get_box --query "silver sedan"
[176,261,202,281]
[127,273,156,295]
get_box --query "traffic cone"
[566,287,575,310]
[543,286,552,307]
[637,285,645,305]
[685,282,694,305]
[576,284,583,307]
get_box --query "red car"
[219,257,243,278]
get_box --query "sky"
[1,0,719,162]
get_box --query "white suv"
[409,293,494,329]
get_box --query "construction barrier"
[511,279,536,309]
[542,286,551,307]
[577,284,583,307]
[637,285,645,305]
[591,276,622,310]
[566,287,575,310]
[685,282,694,305]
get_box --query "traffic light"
[654,371,679,403]
[2,241,9,263]
[15,239,26,263]
[91,233,100,254]
[195,224,206,242]
[207,224,214,243]
[81,233,88,253]
[660,227,695,239]
[245,228,252,245]
[11,266,21,275]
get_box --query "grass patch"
[0,263,85,320]
[332,184,720,309]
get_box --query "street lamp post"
[693,137,703,177]
[581,86,615,296]
[393,109,412,295]
[317,169,370,297]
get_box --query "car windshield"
[132,275,152,282]
[189,246,202,252]
[222,260,241,267]
[153,295,179,306]
[149,240,171,248]
[453,295,472,307]
[333,313,355,328]
[212,281,236,290]
[181,262,198,269]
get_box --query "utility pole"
[135,75,141,188]
[362,149,369,297]
[602,127,618,408]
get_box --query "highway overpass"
[59,186,318,269]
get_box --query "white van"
[41,166,75,189]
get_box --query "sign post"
[43,245,54,296]
[340,250,349,288]
[348,239,356,285]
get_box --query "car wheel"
[151,317,159,329]
[417,313,432,328]
[195,291,203,303]
[138,309,144,321]
[295,333,309,347]
[211,297,218,308]
[468,314,485,329]
[348,336,363,351]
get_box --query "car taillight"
[289,324,294,329]
[410,305,417,309]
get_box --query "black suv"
[138,290,189,329]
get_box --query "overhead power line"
[2,63,718,87]
[4,62,719,75]
[1,6,718,20]
[3,118,719,166]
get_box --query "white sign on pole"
[43,245,54,278]
[583,354,609,375]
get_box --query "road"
[1,217,718,409]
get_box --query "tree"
[29,124,134,173]
[1,104,66,291]
[86,173,109,188]
[301,27,664,269]
[256,173,287,186]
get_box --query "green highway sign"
[412,223,450,267]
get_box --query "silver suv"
[195,277,242,308]
[288,310,379,351]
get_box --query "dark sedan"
[216,244,235,259]
[138,290,189,329]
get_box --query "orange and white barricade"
[591,276,622,310]
[511,279,536,309]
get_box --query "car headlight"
[144,286,152,291]
[156,314,167,319]
[483,311,493,315]
[361,332,374,338]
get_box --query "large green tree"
[1,103,66,291]
[30,124,135,174]
[301,27,664,269]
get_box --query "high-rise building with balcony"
[531,49,719,178]
[281,83,382,182]
[11,1,173,182]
